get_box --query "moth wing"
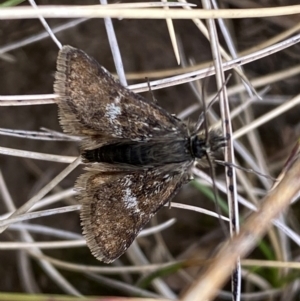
[54,45,187,148]
[77,164,190,263]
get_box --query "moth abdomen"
[82,140,193,166]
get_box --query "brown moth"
[54,45,225,263]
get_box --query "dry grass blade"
[2,5,300,19]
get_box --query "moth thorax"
[191,135,207,159]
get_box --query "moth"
[54,45,225,263]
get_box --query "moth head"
[191,129,226,165]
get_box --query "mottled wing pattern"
[77,164,189,263]
[54,45,187,148]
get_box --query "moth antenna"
[204,150,229,237]
[215,160,276,181]
[192,74,232,136]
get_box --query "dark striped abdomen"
[82,140,193,166]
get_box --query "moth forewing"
[54,45,188,147]
[54,45,225,263]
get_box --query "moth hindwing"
[54,45,224,263]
